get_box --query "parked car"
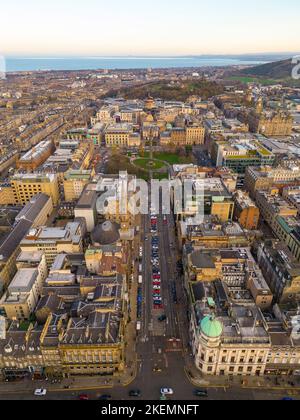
[154,300,163,305]
[34,389,47,397]
[194,389,208,398]
[129,390,142,398]
[99,394,112,400]
[161,388,174,396]
[158,315,167,322]
[78,394,89,400]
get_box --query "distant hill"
[234,59,294,79]
[106,80,225,102]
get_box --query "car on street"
[161,388,174,396]
[99,394,112,400]
[34,389,47,397]
[158,314,167,322]
[194,389,208,398]
[129,390,142,398]
[78,394,89,400]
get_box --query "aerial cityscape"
[0,0,300,406]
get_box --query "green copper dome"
[200,315,223,338]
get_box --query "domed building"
[144,95,155,111]
[91,220,120,246]
[194,314,223,376]
[200,315,223,339]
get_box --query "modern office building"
[20,221,84,268]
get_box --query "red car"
[154,304,163,310]
[153,282,161,287]
[78,394,89,400]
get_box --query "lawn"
[143,152,189,165]
[228,76,279,86]
[134,158,165,171]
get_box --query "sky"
[1,0,300,56]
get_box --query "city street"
[0,205,299,401]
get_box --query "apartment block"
[257,241,300,303]
[245,166,300,199]
[255,190,297,232]
[17,140,54,171]
[233,190,260,230]
[63,169,92,202]
[0,254,48,320]
[3,173,60,206]
[0,194,53,291]
[20,221,84,268]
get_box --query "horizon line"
[3,52,300,59]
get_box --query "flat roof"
[76,189,97,208]
[9,268,38,293]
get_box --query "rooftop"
[8,268,38,293]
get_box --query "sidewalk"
[184,360,300,392]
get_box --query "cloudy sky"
[1,0,300,56]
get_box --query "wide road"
[0,201,298,401]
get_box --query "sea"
[3,56,270,73]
